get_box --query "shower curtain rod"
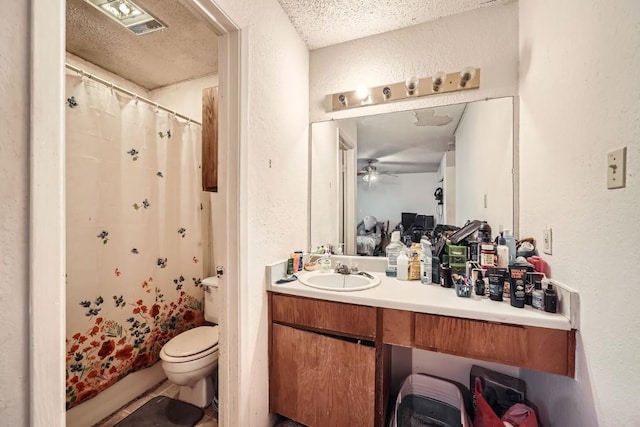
[65,63,202,126]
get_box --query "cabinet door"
[202,86,218,192]
[270,324,376,427]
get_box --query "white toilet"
[160,276,220,408]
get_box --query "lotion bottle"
[503,229,517,264]
[496,233,509,269]
[397,250,409,281]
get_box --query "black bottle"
[475,271,486,297]
[544,283,558,313]
[510,278,526,308]
[489,273,503,301]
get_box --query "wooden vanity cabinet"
[269,293,379,427]
[414,313,575,377]
[269,293,576,426]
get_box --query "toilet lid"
[163,326,219,357]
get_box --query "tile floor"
[94,379,218,427]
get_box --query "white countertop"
[267,258,575,331]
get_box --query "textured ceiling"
[66,0,218,90]
[277,0,509,50]
[357,103,467,174]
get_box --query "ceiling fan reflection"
[357,159,398,187]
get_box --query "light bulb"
[405,76,419,95]
[118,2,131,16]
[355,87,369,101]
[382,86,391,99]
[459,67,476,87]
[337,94,346,105]
[432,72,446,91]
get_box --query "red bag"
[474,378,539,427]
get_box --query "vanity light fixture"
[329,67,480,111]
[84,0,166,35]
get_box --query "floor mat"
[114,395,205,427]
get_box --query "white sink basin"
[297,271,380,292]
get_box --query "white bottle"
[386,231,405,274]
[397,250,409,281]
[420,237,432,284]
[496,234,509,269]
[503,229,517,264]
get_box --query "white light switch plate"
[608,147,627,189]
[543,227,552,255]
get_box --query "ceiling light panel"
[84,0,166,35]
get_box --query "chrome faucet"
[334,262,351,275]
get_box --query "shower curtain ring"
[155,103,160,113]
[172,111,177,119]
[80,69,85,78]
[133,94,139,105]
[187,119,191,126]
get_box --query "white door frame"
[29,1,245,426]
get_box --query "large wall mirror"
[309,97,516,256]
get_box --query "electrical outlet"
[607,147,627,189]
[543,228,552,255]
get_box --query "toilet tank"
[202,276,219,323]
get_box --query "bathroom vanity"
[267,259,577,427]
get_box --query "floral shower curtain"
[65,74,207,409]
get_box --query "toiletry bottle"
[420,237,432,284]
[503,229,517,265]
[475,270,487,298]
[496,233,509,269]
[397,250,409,281]
[499,268,510,299]
[544,283,558,313]
[386,231,404,276]
[489,273,504,301]
[510,276,526,308]
[480,244,496,269]
[532,280,545,310]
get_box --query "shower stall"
[64,69,208,410]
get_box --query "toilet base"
[176,375,213,409]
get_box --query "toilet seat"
[160,325,219,363]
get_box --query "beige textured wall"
[519,0,640,425]
[0,2,30,425]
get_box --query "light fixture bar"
[330,68,480,112]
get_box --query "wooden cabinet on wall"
[202,86,218,192]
